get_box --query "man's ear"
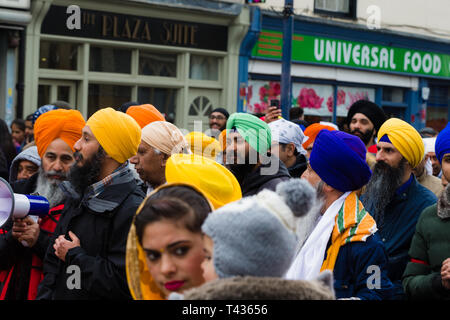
[288,143,296,156]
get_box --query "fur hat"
[201,178,317,279]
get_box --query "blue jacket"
[362,175,437,299]
[328,233,395,300]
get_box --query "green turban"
[226,113,272,154]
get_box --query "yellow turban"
[86,107,141,163]
[165,153,242,210]
[377,118,424,168]
[34,109,85,158]
[141,121,188,155]
[185,131,221,160]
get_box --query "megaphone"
[0,177,50,229]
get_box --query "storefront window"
[336,86,376,117]
[246,80,281,115]
[138,87,177,123]
[293,83,334,119]
[89,46,131,73]
[189,55,218,81]
[39,41,78,70]
[139,52,177,77]
[382,87,406,103]
[88,84,132,116]
[426,106,448,132]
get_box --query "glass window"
[88,84,132,116]
[189,55,219,81]
[38,85,51,107]
[89,46,131,73]
[382,87,406,103]
[137,87,177,123]
[426,106,448,132]
[246,80,281,115]
[293,82,334,118]
[139,52,177,77]
[336,86,376,117]
[39,41,78,70]
[314,0,356,18]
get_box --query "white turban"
[269,118,306,155]
[141,121,189,155]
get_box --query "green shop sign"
[252,30,450,79]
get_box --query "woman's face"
[11,124,25,145]
[141,219,205,297]
[201,234,218,282]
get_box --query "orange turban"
[302,123,336,149]
[34,109,85,158]
[126,104,165,128]
[219,129,227,151]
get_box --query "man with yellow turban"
[225,113,290,196]
[36,107,145,300]
[0,109,85,300]
[130,121,189,194]
[361,118,437,300]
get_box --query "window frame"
[314,0,357,19]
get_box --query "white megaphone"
[0,177,50,229]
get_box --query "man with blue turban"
[286,129,394,300]
[225,113,290,196]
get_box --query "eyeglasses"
[209,115,226,120]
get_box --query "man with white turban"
[130,121,189,194]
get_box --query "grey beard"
[34,168,66,208]
[362,159,407,228]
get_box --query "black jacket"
[287,154,307,178]
[240,158,291,197]
[36,174,145,300]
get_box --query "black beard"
[351,128,375,145]
[69,147,106,195]
[362,158,407,229]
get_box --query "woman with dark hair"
[11,119,26,152]
[0,119,17,178]
[126,183,213,300]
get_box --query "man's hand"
[264,106,282,123]
[53,231,80,262]
[18,217,40,248]
[441,258,450,290]
[12,217,39,247]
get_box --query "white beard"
[34,168,66,208]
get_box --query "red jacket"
[0,204,63,300]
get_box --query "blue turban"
[435,122,450,164]
[310,130,372,192]
[32,104,57,124]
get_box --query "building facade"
[239,0,450,131]
[0,0,31,124]
[22,0,250,131]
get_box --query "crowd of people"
[0,99,449,301]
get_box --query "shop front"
[239,11,450,131]
[23,0,249,131]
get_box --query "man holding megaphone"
[0,109,85,300]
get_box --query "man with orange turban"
[302,123,336,159]
[126,104,165,128]
[37,107,145,300]
[0,109,85,300]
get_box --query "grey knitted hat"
[201,178,316,279]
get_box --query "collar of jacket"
[437,184,450,219]
[60,168,136,214]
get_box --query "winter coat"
[287,154,307,178]
[416,169,443,198]
[362,176,437,299]
[169,274,335,300]
[329,233,395,300]
[36,171,145,300]
[240,158,291,197]
[0,173,62,300]
[402,203,450,300]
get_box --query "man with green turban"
[225,113,290,196]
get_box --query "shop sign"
[41,5,228,51]
[252,29,450,79]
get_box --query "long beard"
[362,159,407,228]
[69,147,105,195]
[34,167,67,208]
[351,128,374,145]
